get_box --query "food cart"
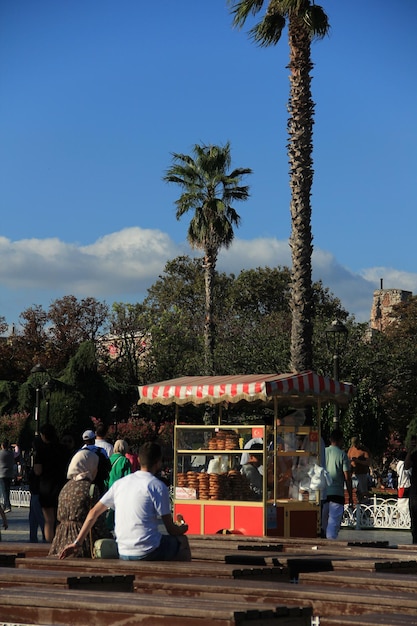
[138,371,355,538]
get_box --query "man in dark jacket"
[0,440,14,512]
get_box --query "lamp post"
[42,379,54,424]
[30,363,46,436]
[325,320,348,426]
[110,404,119,440]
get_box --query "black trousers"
[409,493,417,543]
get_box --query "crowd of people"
[2,422,417,550]
[0,424,191,562]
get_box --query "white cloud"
[0,228,181,295]
[0,227,415,325]
[361,267,417,294]
[219,241,379,322]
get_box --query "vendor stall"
[138,371,355,538]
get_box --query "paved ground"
[0,505,413,545]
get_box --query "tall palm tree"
[229,0,329,372]
[163,142,252,375]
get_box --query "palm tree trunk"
[203,252,216,376]
[288,15,314,373]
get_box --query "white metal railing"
[9,487,31,508]
[341,495,411,530]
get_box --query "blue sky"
[1,0,416,328]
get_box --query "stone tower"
[370,280,412,332]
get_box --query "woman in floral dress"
[49,449,111,557]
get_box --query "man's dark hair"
[95,422,108,438]
[330,428,344,444]
[40,423,58,443]
[139,441,162,469]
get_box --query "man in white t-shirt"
[94,423,114,458]
[59,441,191,561]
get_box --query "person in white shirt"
[396,450,411,520]
[94,423,114,458]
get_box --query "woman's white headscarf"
[67,449,98,481]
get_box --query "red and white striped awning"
[138,371,355,407]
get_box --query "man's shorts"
[119,534,180,561]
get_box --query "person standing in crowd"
[347,436,371,502]
[94,423,114,458]
[322,429,353,540]
[107,440,132,488]
[105,439,132,530]
[81,430,111,496]
[49,449,112,557]
[404,435,417,543]
[395,450,411,521]
[0,440,14,513]
[34,424,71,542]
[28,438,46,543]
[59,441,191,562]
[125,440,139,472]
[0,502,8,533]
[60,432,77,457]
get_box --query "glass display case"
[175,425,266,501]
[268,425,320,501]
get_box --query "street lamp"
[110,404,119,440]
[30,363,46,436]
[325,320,348,426]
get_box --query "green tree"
[140,257,347,380]
[163,142,252,375]
[143,257,210,380]
[229,0,330,372]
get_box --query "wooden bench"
[4,577,417,625]
[0,541,50,557]
[10,557,417,618]
[0,587,312,626]
[130,575,417,617]
[186,545,417,578]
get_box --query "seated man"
[59,441,191,561]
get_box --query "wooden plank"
[299,570,417,591]
[0,565,134,591]
[15,556,290,581]
[191,542,415,562]
[321,615,417,626]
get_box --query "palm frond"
[229,0,265,29]
[249,12,286,47]
[304,5,330,39]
